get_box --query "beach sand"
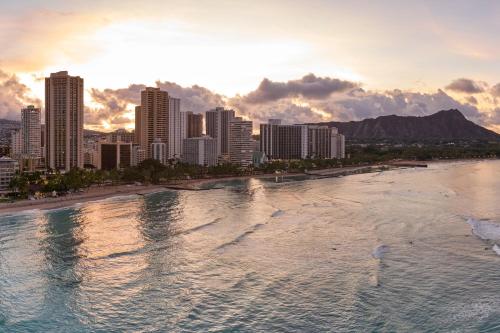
[0,162,428,215]
[0,184,167,215]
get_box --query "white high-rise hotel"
[45,71,84,171]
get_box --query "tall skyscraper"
[45,71,84,171]
[136,88,182,161]
[206,107,235,158]
[21,105,41,159]
[229,117,254,166]
[168,97,182,159]
[138,87,168,159]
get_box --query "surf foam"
[467,218,500,241]
[493,244,500,256]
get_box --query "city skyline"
[1,1,500,134]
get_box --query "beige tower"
[138,87,169,159]
[45,71,84,171]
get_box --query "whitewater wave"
[467,218,500,241]
[372,245,390,259]
[493,244,500,256]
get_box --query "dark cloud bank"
[0,70,498,131]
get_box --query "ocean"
[1,160,499,332]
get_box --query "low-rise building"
[132,145,146,166]
[152,139,167,164]
[252,151,268,167]
[97,142,132,170]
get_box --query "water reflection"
[1,161,499,332]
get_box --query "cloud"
[445,78,486,94]
[0,69,41,119]
[85,74,499,133]
[466,96,478,105]
[490,83,500,97]
[155,80,225,112]
[242,74,358,104]
[330,89,485,124]
[87,81,225,129]
[1,71,491,133]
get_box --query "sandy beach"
[0,161,430,215]
[0,184,167,215]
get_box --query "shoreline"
[0,184,166,215]
[1,159,493,215]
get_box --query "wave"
[493,244,500,256]
[216,224,265,250]
[467,218,500,241]
[0,208,41,218]
[181,217,223,235]
[372,244,390,259]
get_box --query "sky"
[0,0,500,133]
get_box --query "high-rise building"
[260,120,344,160]
[45,71,84,171]
[136,88,182,160]
[185,111,203,138]
[168,97,182,159]
[138,87,168,159]
[260,122,307,160]
[206,107,235,158]
[182,136,217,166]
[97,142,132,170]
[134,106,141,144]
[21,105,41,159]
[229,117,254,166]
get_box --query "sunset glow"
[1,0,499,133]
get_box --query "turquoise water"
[1,160,499,332]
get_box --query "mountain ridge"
[311,109,499,140]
